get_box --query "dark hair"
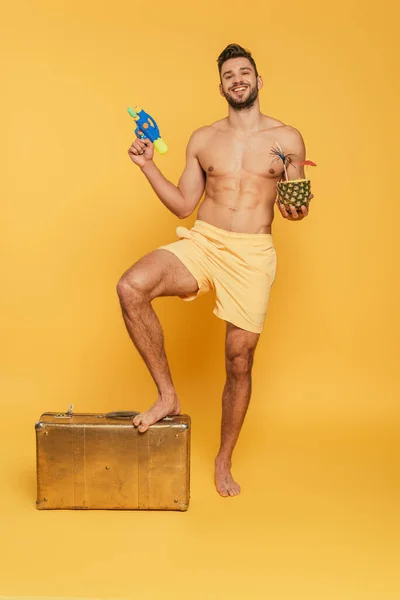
[217,44,259,79]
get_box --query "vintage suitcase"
[35,406,191,511]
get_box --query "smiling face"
[219,57,262,111]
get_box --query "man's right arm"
[129,128,207,219]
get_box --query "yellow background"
[1,0,399,598]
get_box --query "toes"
[132,415,150,432]
[215,466,241,497]
[132,414,143,427]
[138,421,150,433]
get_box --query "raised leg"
[116,249,199,432]
[215,322,260,497]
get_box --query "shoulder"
[210,117,229,131]
[260,115,304,142]
[269,122,306,156]
[191,123,220,139]
[276,123,305,145]
[186,123,222,155]
[262,114,286,130]
[201,118,233,134]
[186,125,215,150]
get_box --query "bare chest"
[198,131,286,180]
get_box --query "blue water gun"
[127,106,168,154]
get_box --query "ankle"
[215,454,232,468]
[158,389,178,401]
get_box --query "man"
[118,43,314,497]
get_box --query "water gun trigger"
[135,128,146,139]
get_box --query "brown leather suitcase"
[35,406,191,511]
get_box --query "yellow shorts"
[159,220,277,334]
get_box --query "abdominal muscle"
[196,174,277,234]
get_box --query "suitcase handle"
[105,411,140,419]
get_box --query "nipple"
[208,166,214,172]
[269,168,275,174]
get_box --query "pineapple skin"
[277,179,312,210]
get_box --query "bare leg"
[215,322,260,497]
[117,249,199,432]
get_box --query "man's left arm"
[275,127,314,221]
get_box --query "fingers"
[129,138,147,156]
[278,203,307,221]
[280,203,299,219]
[290,205,310,220]
[289,204,310,220]
[278,201,289,218]
[136,131,152,147]
[128,148,144,157]
[300,204,309,217]
[135,139,147,153]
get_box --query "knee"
[116,269,151,304]
[226,350,254,378]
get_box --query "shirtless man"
[118,43,313,497]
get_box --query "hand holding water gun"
[127,106,168,167]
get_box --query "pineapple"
[277,178,312,211]
[271,141,316,212]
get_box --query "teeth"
[232,87,247,92]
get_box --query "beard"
[224,84,259,111]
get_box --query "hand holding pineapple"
[276,187,314,220]
[271,139,316,221]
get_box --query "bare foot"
[132,392,181,433]
[214,457,241,497]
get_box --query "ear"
[219,82,225,97]
[257,76,263,90]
